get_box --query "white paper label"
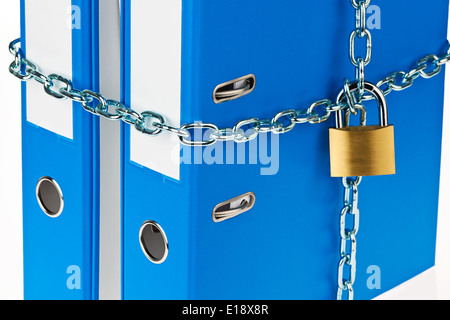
[25,0,73,139]
[130,0,182,180]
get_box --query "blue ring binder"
[21,0,100,300]
[121,0,449,300]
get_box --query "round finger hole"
[36,177,64,218]
[139,221,168,264]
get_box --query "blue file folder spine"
[21,0,100,300]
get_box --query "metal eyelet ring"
[179,123,219,146]
[139,220,169,264]
[36,176,64,218]
[134,111,165,136]
[44,74,73,99]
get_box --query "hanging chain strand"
[337,177,361,300]
[8,37,449,146]
[336,0,371,301]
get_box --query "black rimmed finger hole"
[36,177,64,218]
[139,221,169,264]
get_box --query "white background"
[0,1,449,300]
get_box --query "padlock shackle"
[335,81,388,129]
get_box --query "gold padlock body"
[329,125,396,177]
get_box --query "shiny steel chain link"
[337,177,361,300]
[8,36,449,147]
[348,0,372,112]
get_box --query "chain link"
[337,177,361,300]
[8,36,450,147]
[348,0,372,112]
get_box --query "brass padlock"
[329,82,396,177]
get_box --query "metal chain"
[336,0,371,301]
[333,0,449,300]
[8,32,450,147]
[370,54,444,98]
[338,0,448,300]
[348,0,372,112]
[337,177,361,300]
[8,38,342,145]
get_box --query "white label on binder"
[25,0,73,139]
[130,0,182,180]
